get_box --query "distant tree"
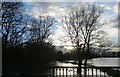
[57,51,64,61]
[64,49,78,60]
[62,4,107,76]
[22,13,57,64]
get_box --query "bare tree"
[1,2,56,48]
[1,2,28,48]
[28,14,56,45]
[62,4,106,76]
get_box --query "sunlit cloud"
[23,2,118,46]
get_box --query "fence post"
[92,68,94,77]
[96,68,97,77]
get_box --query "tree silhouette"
[29,15,56,44]
[1,2,57,65]
[62,4,107,77]
[1,2,27,49]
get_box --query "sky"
[22,0,119,46]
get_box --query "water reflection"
[57,58,120,67]
[54,59,114,76]
[92,58,120,66]
[44,58,119,76]
[55,58,120,67]
[55,61,78,67]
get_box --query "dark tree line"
[1,2,57,65]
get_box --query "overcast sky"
[22,0,119,46]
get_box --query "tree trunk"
[78,59,82,77]
[84,59,87,77]
[84,43,89,77]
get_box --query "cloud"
[101,23,118,45]
[24,2,53,13]
[25,2,83,15]
[23,2,118,46]
[113,2,118,13]
[22,0,118,2]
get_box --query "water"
[6,58,119,76]
[54,58,120,76]
[91,57,120,66]
[56,58,120,67]
[55,61,78,67]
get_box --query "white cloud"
[101,22,118,45]
[22,0,118,2]
[23,2,118,46]
[113,4,118,13]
